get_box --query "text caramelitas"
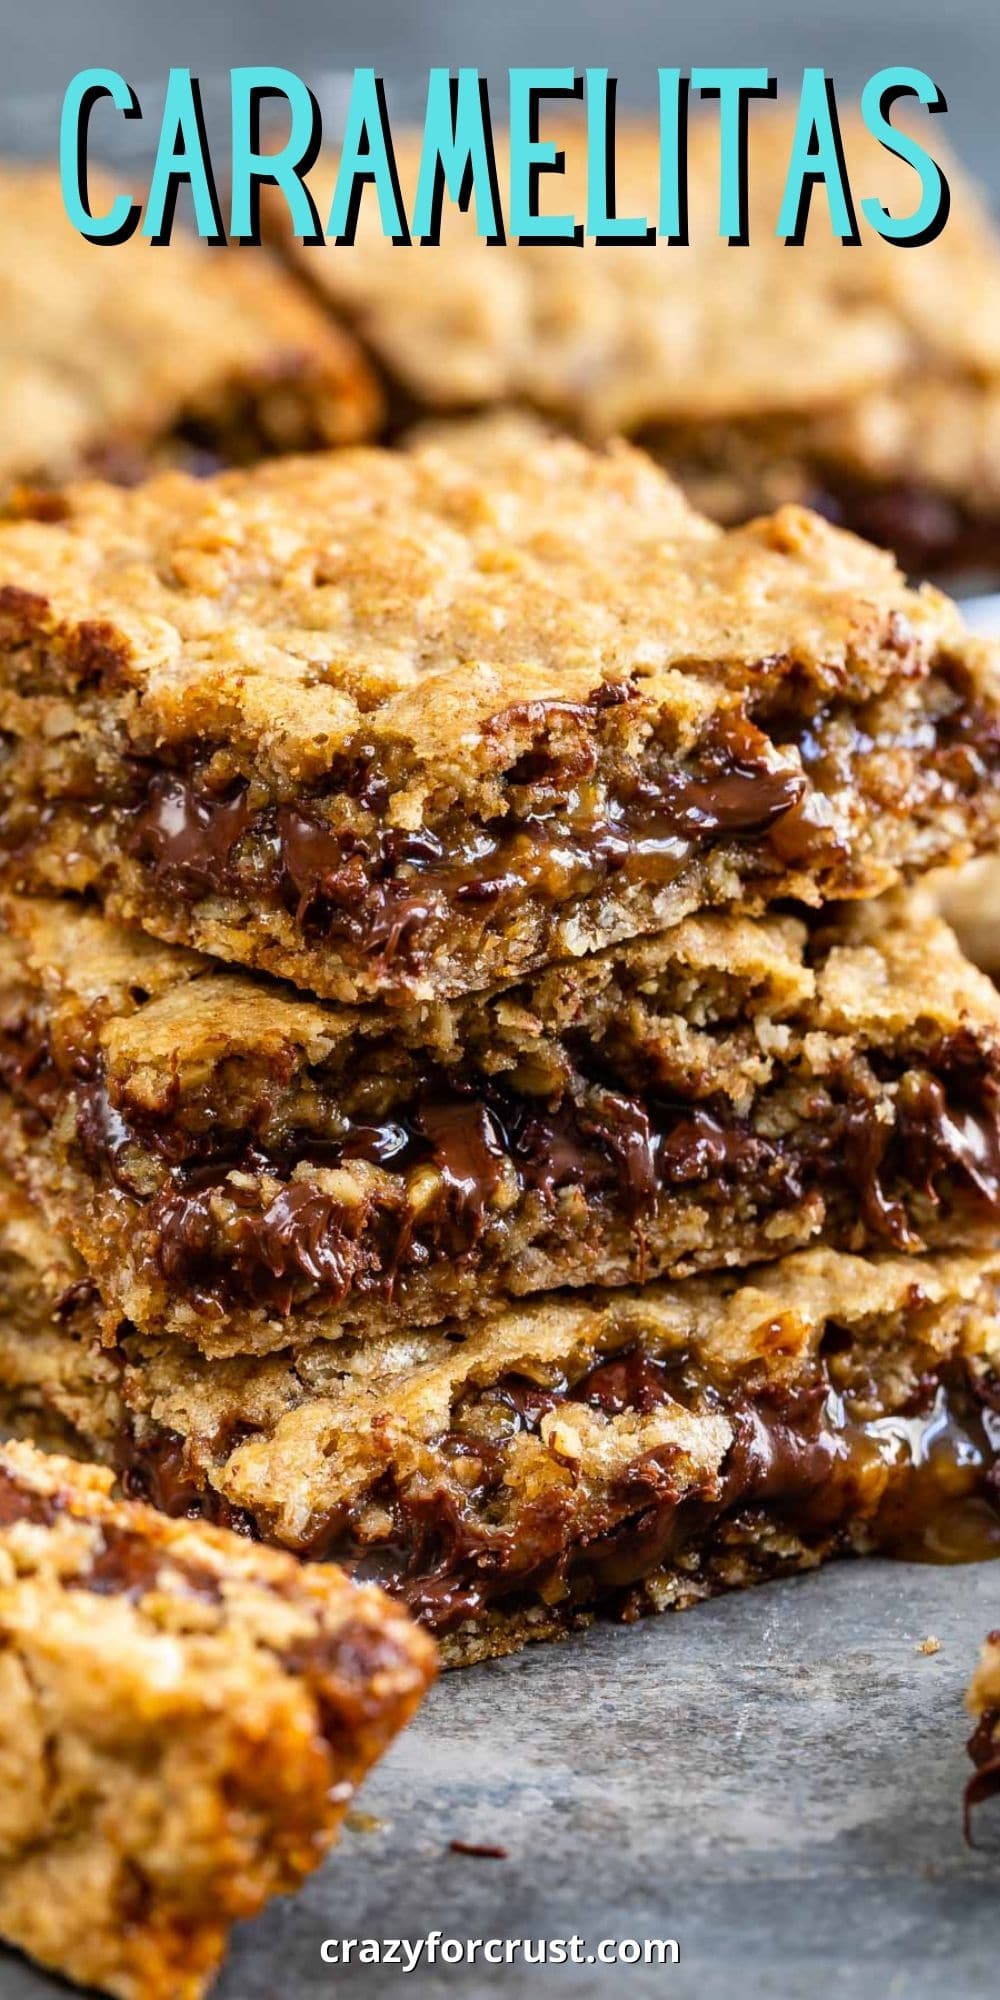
[59,62,951,250]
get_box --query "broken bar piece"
[0,1435,434,2000]
[966,1630,1000,1837]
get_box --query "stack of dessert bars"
[0,421,999,1674]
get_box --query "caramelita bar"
[966,1629,1000,1835]
[0,1177,998,1667]
[0,1436,435,2000]
[272,117,1000,577]
[0,165,380,490]
[3,888,1000,1353]
[2,437,1000,1006]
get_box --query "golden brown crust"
[3,886,1000,1353]
[0,166,381,486]
[0,1433,434,2000]
[0,433,998,1001]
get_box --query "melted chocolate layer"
[114,1359,1000,1639]
[101,654,1000,982]
[122,1049,1000,1310]
[5,989,999,1317]
[118,1427,257,1540]
[122,707,809,968]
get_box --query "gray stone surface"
[2,1557,998,1997]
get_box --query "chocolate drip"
[845,1048,1000,1250]
[898,1072,1000,1211]
[575,1091,658,1210]
[842,1106,915,1249]
[497,702,806,837]
[484,1351,682,1432]
[720,1385,841,1515]
[571,1348,681,1417]
[117,1421,256,1537]
[965,1705,1000,1841]
[275,810,438,960]
[415,1097,507,1228]
[243,1183,374,1293]
[127,775,254,896]
[151,1180,380,1315]
[76,1078,143,1184]
[490,1374,565,1431]
[654,1109,780,1189]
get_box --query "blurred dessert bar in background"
[0,165,381,490]
[269,117,1000,579]
[933,856,1000,978]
